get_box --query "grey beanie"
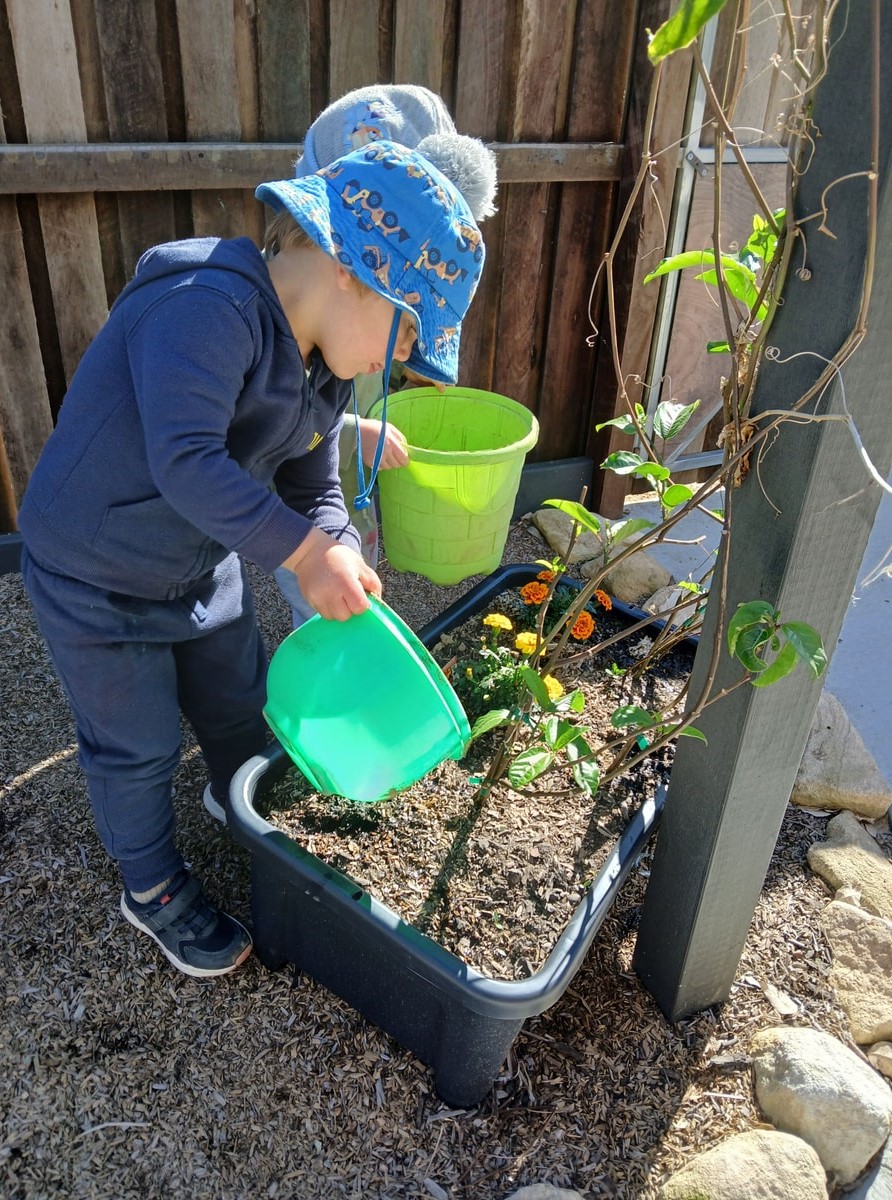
[297,84,497,221]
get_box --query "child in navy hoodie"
[18,140,485,978]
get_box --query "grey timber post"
[632,2,892,1021]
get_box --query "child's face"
[324,269,418,380]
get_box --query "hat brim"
[256,176,463,385]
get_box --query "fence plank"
[0,141,622,193]
[329,0,380,96]
[94,0,178,276]
[393,0,447,91]
[536,0,640,461]
[6,0,108,384]
[0,195,53,529]
[453,0,513,391]
[176,0,252,240]
[257,0,313,142]
[233,0,265,244]
[493,0,574,420]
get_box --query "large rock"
[582,551,673,606]
[868,1042,892,1080]
[503,1188,584,1200]
[844,1135,892,1200]
[821,899,892,1044]
[793,692,892,819]
[532,508,602,564]
[807,811,892,921]
[750,1026,892,1184]
[659,1129,827,1199]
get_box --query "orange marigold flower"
[519,581,549,605]
[570,611,595,640]
[594,589,613,611]
[536,569,555,581]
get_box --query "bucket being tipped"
[370,387,539,585]
[263,596,470,804]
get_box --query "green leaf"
[694,261,759,310]
[732,625,771,674]
[565,734,592,761]
[779,621,828,678]
[648,0,729,64]
[661,483,695,510]
[596,413,637,435]
[707,340,731,353]
[601,451,644,475]
[653,399,700,441]
[552,720,583,751]
[520,667,553,709]
[679,725,708,742]
[543,498,602,537]
[571,758,601,796]
[611,705,653,730]
[750,641,798,688]
[468,708,512,740]
[607,516,654,546]
[677,579,704,594]
[633,462,672,482]
[567,689,586,714]
[507,748,554,789]
[643,249,717,284]
[727,600,776,656]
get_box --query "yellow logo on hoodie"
[307,432,323,451]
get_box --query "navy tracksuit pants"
[21,548,269,893]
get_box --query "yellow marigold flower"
[482,612,513,631]
[465,667,473,678]
[537,569,555,581]
[571,611,595,640]
[595,589,612,611]
[514,632,538,655]
[519,581,548,605]
[543,674,564,701]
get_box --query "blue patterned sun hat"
[256,140,485,385]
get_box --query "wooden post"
[633,1,892,1020]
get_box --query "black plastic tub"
[228,563,693,1107]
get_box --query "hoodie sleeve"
[125,285,319,571]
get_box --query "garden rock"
[869,1042,892,1080]
[750,1025,892,1185]
[532,508,602,564]
[658,1129,827,1199]
[820,899,892,1044]
[503,1187,584,1200]
[582,551,673,606]
[807,811,892,921]
[642,584,702,628]
[844,1136,892,1200]
[793,692,892,819]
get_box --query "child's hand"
[281,529,382,621]
[358,418,408,470]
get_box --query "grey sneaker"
[120,872,252,977]
[202,783,226,824]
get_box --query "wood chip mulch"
[1,520,857,1200]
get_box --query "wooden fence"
[0,0,679,534]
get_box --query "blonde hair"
[262,210,315,257]
[261,208,371,298]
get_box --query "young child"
[273,84,497,627]
[18,139,485,978]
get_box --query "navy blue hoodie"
[19,237,360,600]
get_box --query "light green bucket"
[370,387,539,585]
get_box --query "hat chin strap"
[353,309,401,510]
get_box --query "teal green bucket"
[263,596,470,803]
[370,387,539,585]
